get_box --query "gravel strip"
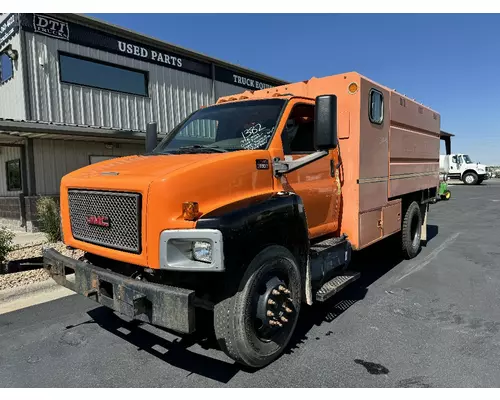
[0,242,84,292]
[0,269,52,291]
[6,241,84,262]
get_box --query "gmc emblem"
[86,215,110,227]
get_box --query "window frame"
[58,51,150,97]
[0,52,14,84]
[282,101,317,155]
[368,88,384,125]
[5,158,22,192]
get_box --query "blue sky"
[89,13,500,165]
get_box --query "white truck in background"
[440,153,489,185]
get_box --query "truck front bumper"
[43,248,196,334]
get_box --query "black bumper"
[43,248,196,334]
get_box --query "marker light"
[348,82,358,94]
[182,201,200,221]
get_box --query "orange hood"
[60,150,276,268]
[65,153,220,180]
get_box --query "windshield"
[462,155,474,164]
[153,99,286,154]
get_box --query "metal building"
[0,13,287,231]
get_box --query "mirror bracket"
[272,150,329,177]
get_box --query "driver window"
[282,104,315,155]
[452,155,458,164]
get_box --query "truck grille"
[68,189,142,254]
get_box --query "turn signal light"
[182,201,200,221]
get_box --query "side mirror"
[314,95,338,150]
[146,122,158,153]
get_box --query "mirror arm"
[272,150,329,177]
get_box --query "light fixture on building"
[104,143,113,149]
[3,44,18,61]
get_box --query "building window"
[0,53,14,83]
[369,89,384,124]
[59,52,148,96]
[6,159,21,191]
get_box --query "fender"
[195,192,310,299]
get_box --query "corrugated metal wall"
[33,139,144,195]
[0,34,27,120]
[0,146,22,197]
[216,81,248,99]
[25,32,213,134]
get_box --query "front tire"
[401,201,422,259]
[463,172,478,185]
[214,245,302,369]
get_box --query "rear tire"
[401,201,422,260]
[214,245,302,369]
[463,172,478,185]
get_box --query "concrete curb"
[0,278,59,303]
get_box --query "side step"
[315,271,360,302]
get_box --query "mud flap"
[421,203,429,245]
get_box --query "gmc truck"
[44,72,441,368]
[439,153,489,185]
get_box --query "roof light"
[348,82,358,94]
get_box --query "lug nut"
[279,285,286,292]
[284,307,293,313]
[272,289,280,295]
[268,299,276,305]
[267,310,274,317]
[269,320,277,326]
[283,289,291,294]
[281,316,288,323]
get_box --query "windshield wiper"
[178,144,228,153]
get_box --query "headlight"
[192,241,212,263]
[159,229,224,271]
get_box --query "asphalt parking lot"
[1,180,500,387]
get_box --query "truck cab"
[440,153,488,185]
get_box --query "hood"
[66,153,221,180]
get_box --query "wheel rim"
[251,273,297,343]
[465,175,474,183]
[445,192,451,199]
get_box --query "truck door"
[447,155,463,179]
[279,101,339,239]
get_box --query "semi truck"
[439,153,488,185]
[43,71,441,368]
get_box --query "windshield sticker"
[240,124,275,150]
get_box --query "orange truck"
[44,71,441,368]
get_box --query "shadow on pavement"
[286,226,439,355]
[426,224,439,244]
[71,225,440,382]
[83,307,241,383]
